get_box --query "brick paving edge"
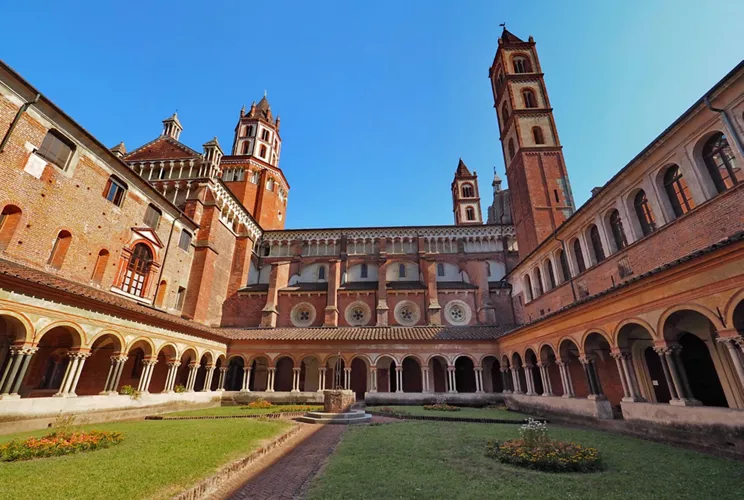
[171,423,303,500]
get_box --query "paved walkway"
[227,424,346,500]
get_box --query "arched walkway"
[539,345,561,396]
[511,353,527,394]
[225,357,245,391]
[324,356,345,391]
[375,356,396,392]
[150,344,177,393]
[300,356,320,392]
[559,339,588,398]
[617,322,667,403]
[25,326,83,397]
[428,356,448,393]
[481,356,502,393]
[249,356,269,391]
[402,357,422,393]
[663,310,728,407]
[454,356,476,393]
[524,349,543,395]
[76,333,123,396]
[583,332,623,405]
[350,357,367,397]
[274,357,294,392]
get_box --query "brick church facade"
[0,29,743,439]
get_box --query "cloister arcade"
[0,313,227,400]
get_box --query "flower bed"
[0,431,123,462]
[485,418,601,473]
[246,398,273,409]
[423,403,460,412]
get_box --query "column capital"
[243,366,252,372]
[293,367,302,373]
[319,367,327,373]
[11,346,38,356]
[653,346,673,355]
[166,360,181,368]
[716,335,743,346]
[69,351,91,360]
[394,366,402,372]
[219,367,228,373]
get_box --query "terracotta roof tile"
[124,136,201,161]
[221,325,514,341]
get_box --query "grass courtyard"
[308,420,744,500]
[165,404,323,417]
[367,405,529,420]
[0,417,290,500]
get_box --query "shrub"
[0,431,123,462]
[485,419,601,473]
[174,384,186,393]
[246,398,273,409]
[119,385,141,400]
[423,403,460,412]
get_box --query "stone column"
[101,356,118,394]
[537,362,552,396]
[670,345,698,404]
[318,367,326,392]
[510,367,522,394]
[344,367,352,391]
[242,367,252,391]
[524,364,535,395]
[186,363,199,392]
[654,347,679,401]
[138,359,158,394]
[368,367,377,393]
[447,366,457,393]
[67,352,90,397]
[474,368,483,393]
[395,366,403,393]
[656,346,699,405]
[203,366,215,392]
[421,367,430,393]
[719,337,744,391]
[1,347,36,397]
[267,367,276,392]
[619,352,644,401]
[163,361,179,393]
[55,353,80,397]
[217,367,227,391]
[292,367,301,392]
[612,352,632,400]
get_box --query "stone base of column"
[0,394,21,400]
[587,394,606,401]
[621,396,646,403]
[53,393,77,398]
[290,389,299,393]
[561,394,573,399]
[669,398,702,407]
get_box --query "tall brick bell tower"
[490,27,575,257]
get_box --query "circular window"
[393,300,421,326]
[290,302,316,327]
[344,301,371,326]
[444,300,472,325]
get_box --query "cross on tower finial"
[264,89,267,97]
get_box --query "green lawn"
[308,421,744,500]
[0,418,290,500]
[165,404,322,417]
[367,405,529,420]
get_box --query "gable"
[124,137,200,162]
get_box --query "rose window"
[444,300,471,325]
[449,305,465,322]
[291,302,316,327]
[400,307,413,321]
[298,309,310,322]
[351,308,365,321]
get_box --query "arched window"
[466,207,475,220]
[532,126,545,145]
[524,274,533,302]
[437,263,445,277]
[0,205,22,251]
[535,268,544,296]
[573,239,586,274]
[588,225,605,263]
[318,266,326,280]
[259,145,267,158]
[91,249,109,285]
[507,139,515,159]
[360,263,368,279]
[513,56,530,74]
[633,190,656,236]
[702,132,740,193]
[663,165,695,217]
[546,260,556,289]
[245,125,253,137]
[608,210,627,251]
[398,263,406,279]
[241,142,249,154]
[48,230,72,270]
[501,102,510,123]
[558,249,570,282]
[121,243,153,297]
[462,184,474,197]
[522,89,536,108]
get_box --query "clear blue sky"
[2,1,742,229]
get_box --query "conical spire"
[455,158,472,177]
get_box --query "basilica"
[0,28,743,446]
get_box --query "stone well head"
[323,389,355,413]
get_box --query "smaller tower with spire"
[451,158,483,225]
[487,167,513,224]
[162,113,183,141]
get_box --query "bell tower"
[231,96,282,168]
[489,27,575,256]
[452,158,483,225]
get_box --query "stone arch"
[271,353,297,366]
[75,332,124,396]
[0,310,34,345]
[454,355,476,393]
[427,354,448,393]
[88,330,125,354]
[616,321,669,403]
[125,337,155,357]
[583,331,623,404]
[724,288,744,329]
[299,354,321,392]
[580,328,614,353]
[558,337,589,398]
[349,356,368,397]
[401,353,425,366]
[401,356,422,393]
[215,353,226,365]
[375,354,397,392]
[199,350,215,366]
[180,346,198,362]
[613,317,658,346]
[225,355,245,391]
[481,355,502,393]
[35,321,85,349]
[657,303,724,338]
[524,348,543,395]
[24,324,84,396]
[248,355,270,391]
[538,343,561,396]
[452,353,477,367]
[348,353,373,366]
